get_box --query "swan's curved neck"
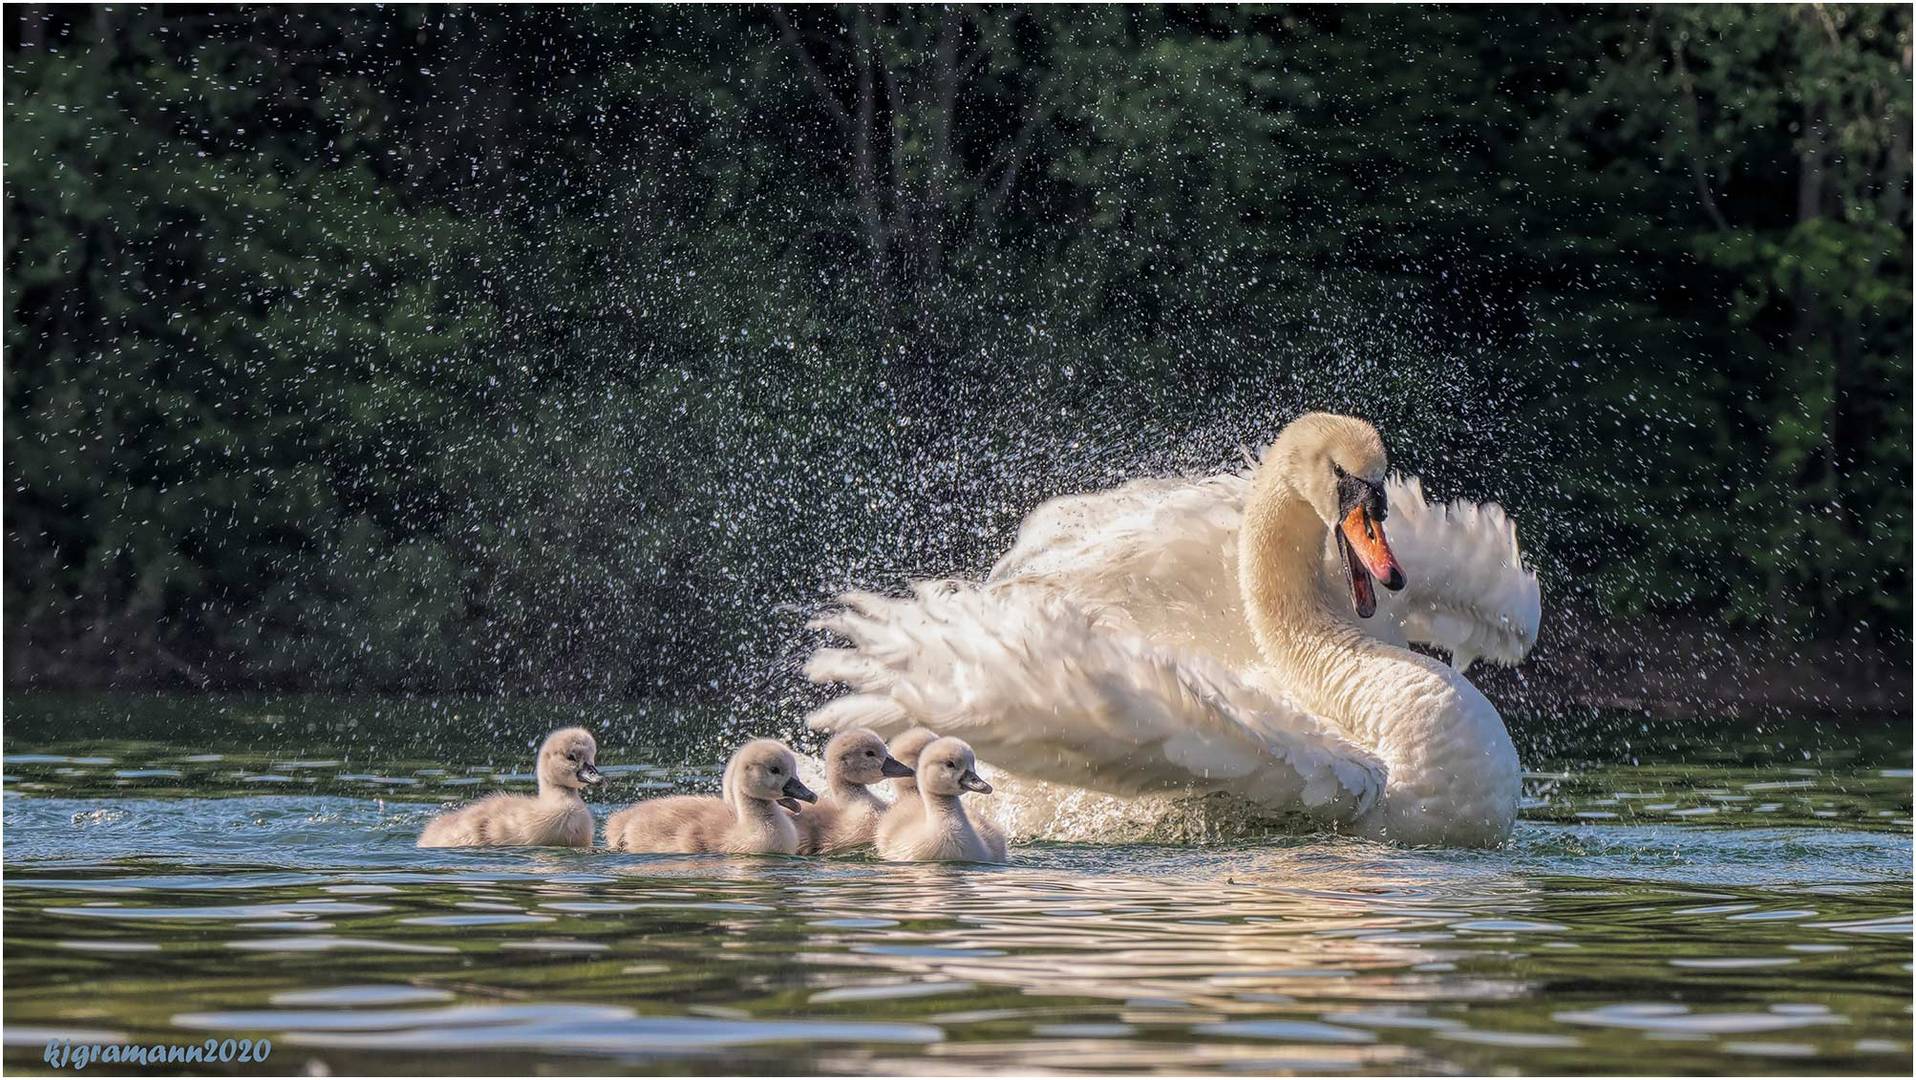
[1238,472,1417,749]
[1243,482,1362,675]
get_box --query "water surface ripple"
[3,697,1908,1075]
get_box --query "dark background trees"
[5,5,1909,703]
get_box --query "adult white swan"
[806,413,1540,847]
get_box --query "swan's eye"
[865,750,877,757]
[566,753,577,762]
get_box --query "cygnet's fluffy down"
[875,736,1008,863]
[605,739,817,854]
[872,727,940,837]
[878,727,1006,853]
[797,729,913,854]
[418,727,603,848]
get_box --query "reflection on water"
[2,695,1910,1075]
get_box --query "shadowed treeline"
[4,6,1909,701]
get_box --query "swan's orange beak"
[1338,506,1405,618]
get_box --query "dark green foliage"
[5,5,1908,696]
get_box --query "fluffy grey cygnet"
[417,727,602,848]
[604,739,817,854]
[875,736,1007,863]
[797,728,914,854]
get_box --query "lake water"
[3,693,1908,1075]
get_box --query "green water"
[3,694,1909,1075]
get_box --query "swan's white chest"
[1349,666,1520,846]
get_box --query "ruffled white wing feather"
[988,473,1262,668]
[805,582,1382,820]
[989,468,1539,673]
[1370,475,1541,672]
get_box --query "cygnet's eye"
[865,750,877,757]
[566,753,578,762]
[770,766,783,776]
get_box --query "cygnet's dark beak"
[880,755,915,779]
[776,797,803,814]
[781,776,818,804]
[576,762,604,786]
[959,769,992,794]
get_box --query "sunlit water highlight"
[3,694,1908,1075]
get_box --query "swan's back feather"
[806,582,1382,819]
